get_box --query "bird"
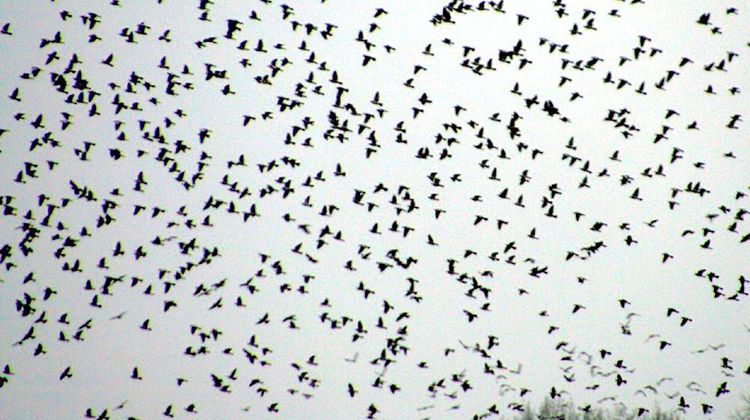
[59,366,72,380]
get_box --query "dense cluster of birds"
[0,0,748,419]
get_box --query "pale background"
[0,1,748,419]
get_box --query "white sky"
[0,1,749,419]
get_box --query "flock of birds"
[0,0,748,419]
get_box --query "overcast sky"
[0,1,748,419]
